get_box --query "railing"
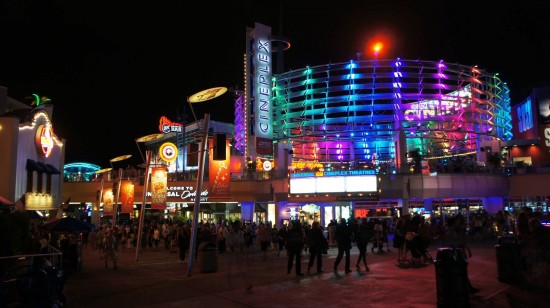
[63,161,550,184]
[0,247,63,306]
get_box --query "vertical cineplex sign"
[254,22,273,155]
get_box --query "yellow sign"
[187,87,227,103]
[159,142,178,162]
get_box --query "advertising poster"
[209,139,230,196]
[103,189,114,215]
[120,180,134,213]
[151,167,167,210]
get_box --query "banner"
[120,180,135,213]
[103,189,114,215]
[209,139,230,196]
[151,167,167,210]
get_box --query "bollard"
[434,247,470,308]
[198,242,218,273]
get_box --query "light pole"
[92,167,112,227]
[134,133,164,262]
[109,154,132,229]
[186,86,227,277]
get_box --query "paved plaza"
[61,239,550,308]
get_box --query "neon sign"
[254,23,273,147]
[517,98,534,133]
[159,142,178,163]
[35,124,54,157]
[158,116,183,134]
[147,186,209,202]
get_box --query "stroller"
[399,231,433,267]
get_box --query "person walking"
[286,220,305,276]
[103,229,117,270]
[226,221,253,293]
[258,223,272,261]
[216,222,228,255]
[355,218,370,272]
[177,223,191,263]
[334,218,353,274]
[306,221,327,274]
[394,215,409,261]
[373,219,384,254]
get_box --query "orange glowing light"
[373,42,383,54]
[365,31,394,59]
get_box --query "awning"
[37,162,49,173]
[0,195,14,205]
[26,159,61,174]
[26,159,46,172]
[45,164,61,174]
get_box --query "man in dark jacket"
[333,218,353,274]
[286,220,305,276]
[306,221,327,274]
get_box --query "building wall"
[0,117,20,201]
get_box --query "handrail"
[0,246,63,269]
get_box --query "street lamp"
[109,154,132,229]
[186,86,227,277]
[92,167,113,227]
[134,133,164,262]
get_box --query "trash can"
[495,235,521,283]
[434,247,470,308]
[198,242,218,273]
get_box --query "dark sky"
[2,0,550,168]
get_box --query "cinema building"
[3,23,549,228]
[61,23,520,228]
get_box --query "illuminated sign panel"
[517,98,533,133]
[289,177,317,194]
[158,116,183,133]
[159,142,178,163]
[316,176,345,193]
[346,175,378,192]
[35,124,54,157]
[289,170,378,194]
[147,186,209,202]
[254,23,273,142]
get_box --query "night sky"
[2,0,550,168]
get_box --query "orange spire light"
[373,42,383,54]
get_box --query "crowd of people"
[28,207,549,293]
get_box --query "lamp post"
[134,133,164,262]
[93,167,112,227]
[186,86,227,277]
[109,154,132,229]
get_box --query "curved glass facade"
[272,59,512,166]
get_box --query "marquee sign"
[289,170,378,195]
